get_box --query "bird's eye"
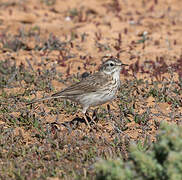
[110,63,114,66]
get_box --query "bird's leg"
[83,107,98,128]
[92,108,99,124]
[82,107,91,128]
[84,108,101,130]
[84,112,91,128]
[86,109,98,126]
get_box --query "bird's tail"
[26,95,63,105]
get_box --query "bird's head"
[99,58,128,75]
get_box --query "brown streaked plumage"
[27,58,128,128]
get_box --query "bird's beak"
[122,63,129,66]
[116,62,129,66]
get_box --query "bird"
[27,58,128,128]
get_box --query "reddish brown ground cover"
[0,0,182,179]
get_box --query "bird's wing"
[27,72,111,104]
[52,72,111,97]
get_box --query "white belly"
[79,90,116,107]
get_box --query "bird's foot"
[84,111,98,129]
[84,114,91,129]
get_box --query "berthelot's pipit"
[27,58,128,128]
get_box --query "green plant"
[95,122,182,180]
